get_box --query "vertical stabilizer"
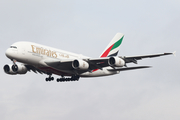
[100,33,124,58]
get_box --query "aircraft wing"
[87,52,173,69]
[44,57,110,73]
[86,58,110,70]
[42,52,173,75]
[25,64,46,74]
[107,66,151,71]
[122,52,173,64]
[45,59,75,70]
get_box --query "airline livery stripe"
[111,36,124,51]
[100,44,114,57]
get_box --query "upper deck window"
[10,46,17,49]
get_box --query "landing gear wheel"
[45,74,54,82]
[45,78,49,81]
[56,75,80,82]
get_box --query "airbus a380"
[4,33,173,82]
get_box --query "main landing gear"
[57,75,80,82]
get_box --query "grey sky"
[0,0,180,120]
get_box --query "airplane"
[3,33,173,82]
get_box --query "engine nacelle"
[108,57,125,67]
[72,59,89,70]
[3,64,28,75]
[3,64,17,75]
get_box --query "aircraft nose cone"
[5,48,12,58]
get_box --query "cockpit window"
[10,46,17,49]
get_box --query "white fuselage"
[5,41,118,77]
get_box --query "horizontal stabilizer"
[108,66,151,71]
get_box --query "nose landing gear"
[45,74,54,81]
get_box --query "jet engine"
[108,57,125,67]
[72,59,89,70]
[3,64,28,75]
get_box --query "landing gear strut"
[12,59,18,72]
[57,75,80,82]
[45,74,54,81]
